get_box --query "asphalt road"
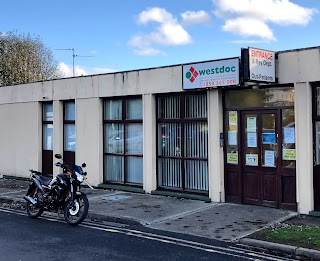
[0,208,298,261]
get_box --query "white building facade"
[0,46,319,214]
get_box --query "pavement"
[0,176,319,260]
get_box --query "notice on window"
[283,149,296,160]
[262,133,276,144]
[228,131,237,145]
[229,111,238,126]
[246,154,258,166]
[247,132,257,147]
[283,127,295,144]
[264,150,275,167]
[227,152,238,164]
[247,117,256,132]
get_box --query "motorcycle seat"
[38,175,52,186]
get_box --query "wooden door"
[241,111,279,208]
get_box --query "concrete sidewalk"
[0,177,295,242]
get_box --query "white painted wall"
[208,90,225,202]
[278,48,320,84]
[294,82,314,214]
[76,98,103,186]
[142,94,157,193]
[0,102,41,177]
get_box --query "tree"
[0,31,61,86]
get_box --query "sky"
[1,0,320,77]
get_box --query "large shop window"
[63,101,76,166]
[42,103,53,175]
[157,93,208,193]
[103,97,143,186]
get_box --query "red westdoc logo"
[185,67,198,83]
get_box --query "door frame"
[224,107,297,210]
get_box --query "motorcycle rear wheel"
[26,190,43,218]
[64,192,89,226]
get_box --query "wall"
[278,48,320,84]
[0,102,41,176]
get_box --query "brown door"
[225,108,296,210]
[241,111,279,208]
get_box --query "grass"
[249,224,320,251]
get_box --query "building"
[0,46,319,215]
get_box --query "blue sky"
[1,0,319,77]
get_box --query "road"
[0,208,298,261]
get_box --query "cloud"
[213,0,318,40]
[58,62,117,77]
[129,7,211,56]
[133,48,166,56]
[223,17,275,40]
[181,11,211,25]
[138,7,176,24]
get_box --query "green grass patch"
[249,225,320,251]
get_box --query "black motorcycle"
[24,154,90,226]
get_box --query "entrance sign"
[183,58,239,90]
[242,47,276,83]
[249,47,275,82]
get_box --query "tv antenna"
[54,48,94,77]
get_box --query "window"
[282,109,295,168]
[43,103,53,151]
[157,93,208,193]
[64,102,76,152]
[63,101,76,166]
[103,97,143,185]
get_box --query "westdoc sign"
[183,58,239,90]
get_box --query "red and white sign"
[249,47,275,83]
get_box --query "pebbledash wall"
[0,46,319,214]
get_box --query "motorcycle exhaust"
[24,195,39,206]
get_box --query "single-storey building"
[0,46,319,215]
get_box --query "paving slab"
[86,189,214,225]
[148,203,296,242]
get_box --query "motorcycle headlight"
[75,171,84,183]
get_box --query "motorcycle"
[23,154,91,226]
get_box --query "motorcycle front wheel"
[26,189,43,218]
[64,192,89,226]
